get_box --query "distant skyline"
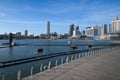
[0,0,120,35]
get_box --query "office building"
[81,30,86,35]
[73,26,81,37]
[111,16,120,33]
[69,24,74,36]
[47,21,50,38]
[25,30,28,37]
[101,24,107,35]
[109,24,112,33]
[86,25,101,36]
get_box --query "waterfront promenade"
[23,46,120,80]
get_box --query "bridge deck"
[23,46,120,80]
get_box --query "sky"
[0,0,120,35]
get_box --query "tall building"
[86,25,101,36]
[76,26,79,31]
[109,24,112,33]
[47,21,50,38]
[69,24,74,36]
[81,30,86,35]
[101,24,107,35]
[25,30,28,37]
[73,26,81,37]
[111,16,120,33]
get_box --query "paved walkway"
[23,47,120,80]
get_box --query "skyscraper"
[25,30,28,37]
[47,21,50,38]
[101,24,107,35]
[86,25,101,36]
[109,24,112,33]
[69,24,74,36]
[73,26,81,37]
[76,26,79,31]
[111,16,120,32]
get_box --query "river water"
[0,39,111,80]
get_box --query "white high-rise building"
[86,25,101,36]
[73,26,81,37]
[111,16,120,33]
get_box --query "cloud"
[0,20,69,26]
[0,20,42,24]
[0,12,6,17]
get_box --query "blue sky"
[0,0,120,35]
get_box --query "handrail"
[0,47,104,68]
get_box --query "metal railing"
[0,46,113,80]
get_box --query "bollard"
[40,64,43,72]
[61,58,64,64]
[48,61,51,69]
[17,70,21,80]
[2,75,4,80]
[31,66,33,76]
[55,60,58,67]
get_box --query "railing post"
[75,54,77,59]
[55,60,58,67]
[48,61,51,69]
[79,53,81,58]
[71,55,73,61]
[61,58,64,64]
[17,70,21,80]
[43,65,47,70]
[66,56,69,63]
[80,53,82,57]
[31,66,33,76]
[92,50,94,55]
[40,64,43,72]
[2,75,4,80]
[83,53,85,57]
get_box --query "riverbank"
[23,46,120,80]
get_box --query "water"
[0,39,111,80]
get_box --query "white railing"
[0,46,112,80]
